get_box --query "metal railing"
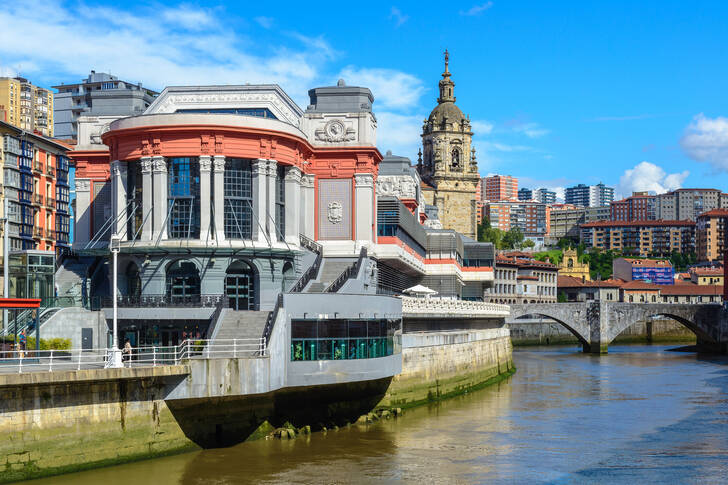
[101,294,226,308]
[325,247,367,293]
[289,235,323,293]
[262,293,283,346]
[0,338,267,374]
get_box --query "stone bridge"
[510,302,728,353]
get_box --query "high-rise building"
[53,71,158,140]
[0,77,54,137]
[518,188,532,201]
[565,183,614,207]
[696,209,728,262]
[484,201,549,237]
[484,175,518,202]
[655,188,722,221]
[548,205,585,239]
[418,52,480,239]
[534,188,556,204]
[610,192,656,222]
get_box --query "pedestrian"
[122,339,132,365]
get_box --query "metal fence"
[0,338,267,374]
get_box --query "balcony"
[46,166,55,177]
[32,161,42,173]
[44,229,56,240]
[101,294,226,308]
[45,197,56,209]
[33,227,43,239]
[32,193,42,206]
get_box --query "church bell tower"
[418,50,480,239]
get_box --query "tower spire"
[438,49,455,103]
[444,49,449,74]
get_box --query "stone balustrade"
[399,296,511,318]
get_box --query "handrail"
[101,294,226,308]
[0,338,267,373]
[205,297,228,339]
[289,235,323,293]
[262,293,283,348]
[325,247,368,293]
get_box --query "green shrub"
[24,337,72,350]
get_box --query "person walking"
[122,339,132,366]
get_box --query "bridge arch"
[605,304,722,345]
[509,303,592,349]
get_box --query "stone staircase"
[212,310,270,341]
[305,258,355,292]
[55,256,95,300]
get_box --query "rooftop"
[697,209,728,218]
[620,258,672,267]
[582,220,695,228]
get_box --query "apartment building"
[565,183,614,208]
[580,220,695,257]
[53,71,158,139]
[656,188,722,221]
[549,204,585,239]
[610,192,656,222]
[484,200,550,237]
[483,174,518,202]
[613,258,674,284]
[0,77,54,137]
[485,252,558,304]
[696,208,728,262]
[518,188,532,201]
[534,188,557,204]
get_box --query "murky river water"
[28,345,728,484]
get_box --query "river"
[27,344,728,484]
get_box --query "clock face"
[325,120,345,138]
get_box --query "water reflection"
[26,345,728,484]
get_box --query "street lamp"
[109,234,122,368]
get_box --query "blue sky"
[2,0,728,200]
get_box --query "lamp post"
[109,234,122,368]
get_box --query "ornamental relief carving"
[315,119,355,143]
[140,157,153,173]
[199,156,212,172]
[327,201,343,224]
[76,179,91,191]
[154,92,300,125]
[376,175,416,198]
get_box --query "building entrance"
[226,261,256,310]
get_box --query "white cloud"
[337,66,425,111]
[460,1,494,16]
[510,121,549,138]
[471,120,494,135]
[0,1,336,104]
[161,5,217,30]
[376,112,424,159]
[481,141,532,152]
[255,16,274,29]
[390,7,409,27]
[680,113,728,171]
[617,161,689,198]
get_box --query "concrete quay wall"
[507,317,695,346]
[380,328,514,408]
[0,367,196,483]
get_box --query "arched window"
[568,258,574,268]
[126,263,141,298]
[451,148,460,169]
[282,261,295,291]
[166,260,200,303]
[225,260,256,310]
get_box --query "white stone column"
[151,156,167,241]
[284,166,301,245]
[300,174,315,240]
[73,178,92,248]
[140,157,153,241]
[111,160,128,240]
[199,155,212,241]
[251,159,268,243]
[354,173,375,242]
[267,160,278,243]
[213,156,225,241]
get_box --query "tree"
[558,291,567,303]
[522,239,536,249]
[502,227,525,249]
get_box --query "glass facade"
[291,318,401,361]
[176,108,278,119]
[224,158,253,239]
[168,157,200,239]
[8,251,55,299]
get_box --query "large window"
[224,158,252,239]
[127,163,143,239]
[275,166,285,238]
[166,260,200,302]
[291,318,401,361]
[168,158,200,239]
